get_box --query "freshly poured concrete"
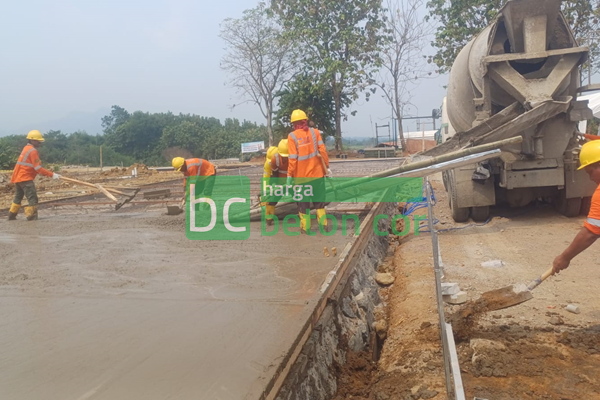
[0,211,354,400]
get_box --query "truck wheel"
[471,206,490,222]
[554,191,581,217]
[580,196,592,216]
[450,190,470,223]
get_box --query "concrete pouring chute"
[424,0,596,223]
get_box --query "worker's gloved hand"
[52,173,61,180]
[326,168,333,177]
[286,177,293,186]
[180,197,186,208]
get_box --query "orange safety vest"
[584,183,600,235]
[270,153,289,178]
[287,127,328,178]
[183,158,216,187]
[11,144,54,183]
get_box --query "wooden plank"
[94,184,118,202]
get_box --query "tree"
[101,105,130,136]
[270,0,387,151]
[273,73,345,142]
[220,2,295,146]
[426,0,600,75]
[375,0,434,150]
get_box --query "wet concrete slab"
[0,211,355,400]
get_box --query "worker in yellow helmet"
[287,109,330,234]
[172,156,216,208]
[553,140,600,274]
[260,146,279,211]
[265,139,289,225]
[8,130,61,221]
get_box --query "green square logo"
[186,176,251,240]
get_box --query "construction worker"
[553,140,600,274]
[8,130,60,221]
[260,146,279,208]
[286,109,331,234]
[265,139,289,225]
[172,157,216,206]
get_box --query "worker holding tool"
[286,109,331,234]
[265,139,289,225]
[8,130,60,221]
[553,140,600,274]
[172,157,217,208]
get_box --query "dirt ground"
[0,165,183,208]
[333,174,600,400]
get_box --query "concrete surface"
[0,211,354,400]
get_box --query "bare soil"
[333,174,600,399]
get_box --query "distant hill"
[0,108,109,137]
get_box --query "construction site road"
[0,211,357,400]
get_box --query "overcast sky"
[0,0,448,138]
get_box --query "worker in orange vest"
[172,157,217,207]
[265,139,289,225]
[8,130,60,221]
[286,109,331,234]
[553,140,600,273]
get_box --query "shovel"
[167,198,185,216]
[478,267,554,311]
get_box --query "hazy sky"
[0,0,448,138]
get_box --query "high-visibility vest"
[11,144,53,183]
[585,183,600,235]
[287,127,328,178]
[263,159,273,178]
[183,158,216,188]
[270,153,289,178]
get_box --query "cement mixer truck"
[426,0,597,222]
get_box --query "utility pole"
[100,146,103,171]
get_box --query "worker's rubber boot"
[8,203,20,221]
[299,212,309,234]
[317,209,331,233]
[24,206,38,221]
[266,205,276,226]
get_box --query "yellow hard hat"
[172,157,185,171]
[278,139,289,157]
[291,109,308,123]
[579,140,600,170]
[266,146,278,160]
[26,130,44,142]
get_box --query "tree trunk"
[267,108,274,147]
[397,117,406,152]
[394,83,407,151]
[333,87,343,152]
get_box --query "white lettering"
[189,184,217,232]
[224,198,247,232]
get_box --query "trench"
[270,201,397,400]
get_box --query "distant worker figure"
[260,146,279,209]
[8,130,60,221]
[553,140,600,273]
[265,139,289,225]
[172,157,217,206]
[286,109,331,234]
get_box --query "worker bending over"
[286,109,331,234]
[172,157,217,206]
[553,140,600,273]
[9,130,60,221]
[265,139,289,225]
